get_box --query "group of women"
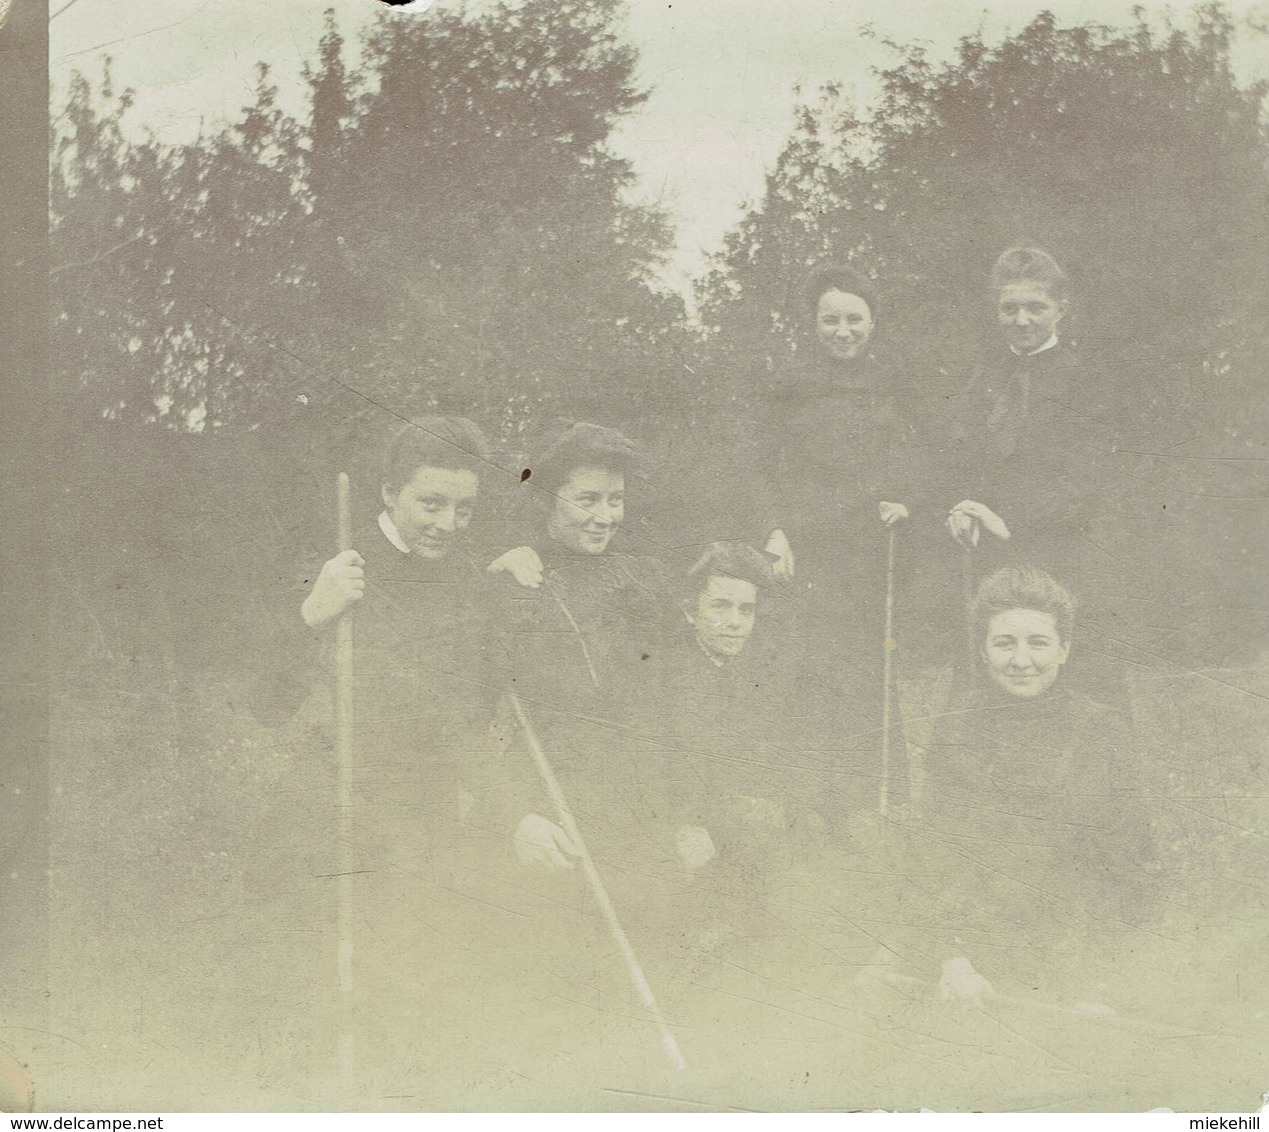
[466,246,1158,1008]
[731,248,1116,687]
[255,241,1166,1080]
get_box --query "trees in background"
[699,5,1268,403]
[51,0,693,444]
[55,2,1266,445]
[50,2,1269,666]
[696,4,1269,660]
[305,1,694,438]
[51,65,313,433]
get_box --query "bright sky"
[50,0,1269,295]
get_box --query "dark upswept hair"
[381,416,491,490]
[801,261,879,324]
[532,420,650,496]
[682,542,775,603]
[971,565,1078,644]
[990,246,1070,302]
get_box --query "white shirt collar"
[1011,333,1060,358]
[378,511,411,555]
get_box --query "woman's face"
[981,607,1070,699]
[547,465,624,555]
[684,574,759,662]
[996,281,1066,354]
[815,289,874,363]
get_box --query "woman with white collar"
[944,247,1115,589]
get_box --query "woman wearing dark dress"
[483,421,672,877]
[252,416,494,805]
[621,542,837,976]
[944,248,1116,589]
[635,542,826,869]
[942,247,1128,698]
[888,565,1159,1003]
[249,417,514,1071]
[746,263,952,726]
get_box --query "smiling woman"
[981,606,1070,697]
[814,287,876,364]
[482,422,675,898]
[739,261,948,726]
[888,564,1161,990]
[381,465,479,559]
[949,248,1110,583]
[992,250,1069,355]
[488,421,646,571]
[973,565,1074,700]
[485,420,667,707]
[254,416,494,723]
[546,466,625,556]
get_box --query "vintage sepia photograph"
[4,0,1267,1112]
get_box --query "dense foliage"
[51,0,692,442]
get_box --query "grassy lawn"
[11,641,1266,1112]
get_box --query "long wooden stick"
[960,546,976,667]
[506,693,687,1071]
[878,525,897,816]
[334,471,355,1078]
